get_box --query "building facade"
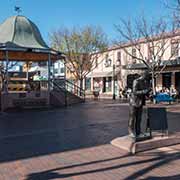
[86,31,180,98]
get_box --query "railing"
[40,81,48,90]
[53,79,85,100]
[66,80,85,99]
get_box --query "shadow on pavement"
[145,175,180,180]
[25,151,180,180]
[0,102,129,163]
[0,100,180,171]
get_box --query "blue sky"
[0,0,172,45]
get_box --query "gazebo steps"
[50,89,84,107]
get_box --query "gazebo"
[0,15,65,111]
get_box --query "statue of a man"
[128,71,151,139]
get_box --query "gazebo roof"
[0,15,49,49]
[0,15,63,61]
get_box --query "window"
[117,51,121,66]
[148,46,154,61]
[171,39,179,57]
[132,48,136,64]
[104,54,112,67]
[85,78,91,90]
[103,77,112,92]
[38,61,47,67]
[60,67,64,74]
[54,69,58,74]
[162,73,172,89]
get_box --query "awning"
[123,58,180,70]
[87,70,120,78]
[123,63,147,70]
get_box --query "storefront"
[102,77,112,93]
[162,72,172,89]
[175,72,180,92]
[127,74,140,89]
[85,77,91,91]
[87,71,119,97]
[124,58,180,94]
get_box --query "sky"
[0,0,173,46]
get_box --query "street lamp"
[112,64,116,100]
[63,57,67,107]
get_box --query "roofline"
[111,30,180,51]
[0,43,63,54]
[91,29,180,55]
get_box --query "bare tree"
[165,0,180,28]
[115,16,178,102]
[165,0,180,11]
[49,26,108,90]
[0,61,18,92]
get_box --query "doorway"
[175,72,180,92]
[162,73,171,89]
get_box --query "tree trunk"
[79,79,83,96]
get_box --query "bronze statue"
[128,71,151,139]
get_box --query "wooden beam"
[0,50,60,61]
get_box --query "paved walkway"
[0,100,180,180]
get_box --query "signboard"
[148,107,168,132]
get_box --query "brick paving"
[1,144,180,180]
[0,100,180,180]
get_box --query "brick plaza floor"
[0,100,180,180]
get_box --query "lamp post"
[63,57,67,107]
[112,64,116,100]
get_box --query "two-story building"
[86,31,180,98]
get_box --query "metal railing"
[53,79,85,100]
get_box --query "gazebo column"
[26,61,29,80]
[47,53,51,105]
[5,50,9,93]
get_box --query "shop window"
[103,77,112,92]
[127,74,140,89]
[175,72,180,92]
[85,78,91,90]
[93,78,101,91]
[162,73,171,89]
